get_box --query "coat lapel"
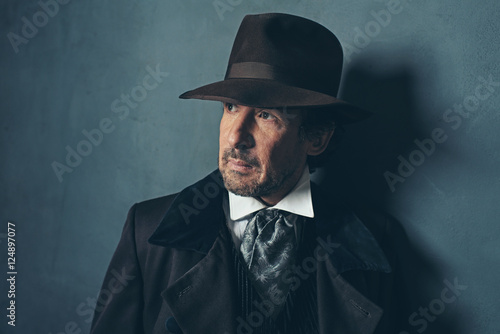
[161,231,238,334]
[148,171,226,254]
[149,170,238,333]
[311,183,391,334]
[311,182,392,275]
[149,170,392,334]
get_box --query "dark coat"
[90,170,406,334]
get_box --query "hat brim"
[179,78,371,124]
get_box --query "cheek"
[260,138,295,168]
[218,127,227,161]
[219,120,229,146]
[258,142,275,165]
[273,137,306,165]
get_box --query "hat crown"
[179,13,371,123]
[225,13,344,97]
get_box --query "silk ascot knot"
[240,209,298,314]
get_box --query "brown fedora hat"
[180,13,370,123]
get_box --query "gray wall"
[1,0,499,333]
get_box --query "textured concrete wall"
[1,0,498,333]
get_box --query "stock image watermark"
[48,267,135,334]
[6,222,17,327]
[344,0,416,64]
[51,64,169,183]
[177,172,225,225]
[384,73,500,192]
[7,0,72,54]
[212,0,264,21]
[226,236,340,334]
[398,277,467,334]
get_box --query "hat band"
[226,62,300,85]
[226,62,336,97]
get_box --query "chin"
[221,170,259,196]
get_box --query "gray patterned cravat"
[240,209,298,315]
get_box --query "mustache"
[222,148,260,167]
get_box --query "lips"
[222,148,259,174]
[228,158,254,172]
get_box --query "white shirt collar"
[228,165,314,220]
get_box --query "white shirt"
[223,166,315,249]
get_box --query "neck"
[256,195,280,207]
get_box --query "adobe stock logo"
[226,236,340,334]
[7,0,71,54]
[48,266,136,334]
[384,74,500,192]
[51,64,169,183]
[399,277,467,334]
[212,0,264,21]
[344,0,413,64]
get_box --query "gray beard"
[220,166,296,198]
[219,149,297,198]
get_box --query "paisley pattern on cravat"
[240,209,297,314]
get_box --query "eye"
[225,103,235,112]
[258,110,275,120]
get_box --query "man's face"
[218,103,309,205]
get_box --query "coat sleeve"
[90,204,145,334]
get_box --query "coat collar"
[148,170,225,254]
[148,169,391,274]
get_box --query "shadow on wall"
[318,53,469,334]
[322,55,426,205]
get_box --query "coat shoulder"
[131,193,179,244]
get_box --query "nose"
[227,109,255,150]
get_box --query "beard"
[218,148,297,198]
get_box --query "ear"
[306,128,335,156]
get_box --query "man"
[91,13,404,334]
